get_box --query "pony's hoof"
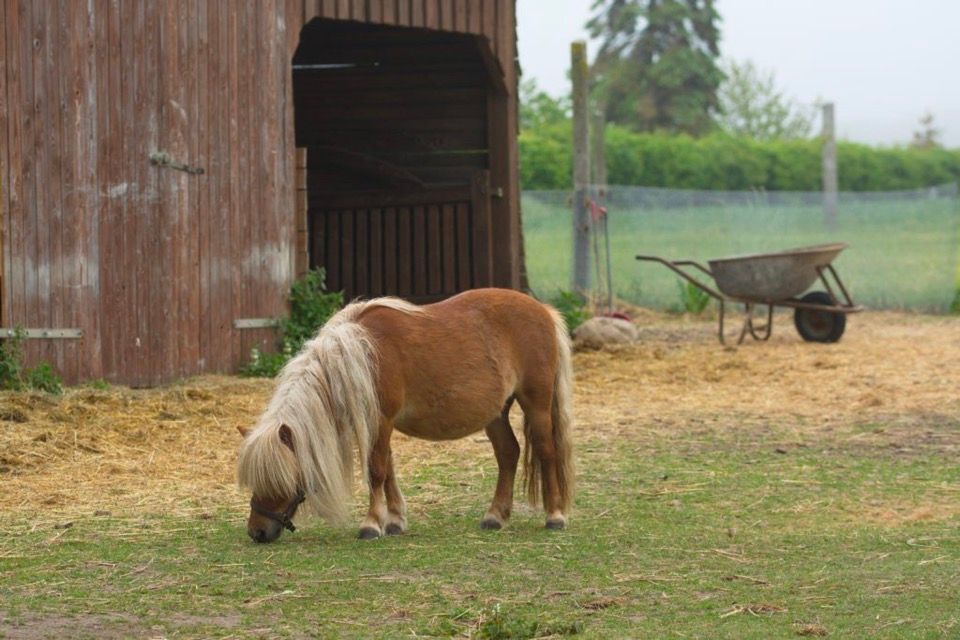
[357,526,381,540]
[545,518,566,530]
[480,517,503,530]
[385,523,404,536]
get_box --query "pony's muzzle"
[248,520,283,543]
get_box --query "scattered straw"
[1,311,958,526]
[720,603,787,618]
[795,622,829,636]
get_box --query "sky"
[517,0,960,147]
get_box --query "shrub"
[239,346,290,379]
[240,268,343,378]
[675,280,711,314]
[519,121,572,190]
[279,268,344,351]
[550,290,591,334]
[0,328,63,393]
[521,126,960,192]
[0,328,25,388]
[23,362,63,394]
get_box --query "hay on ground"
[1,310,958,524]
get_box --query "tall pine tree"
[588,0,724,135]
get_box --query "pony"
[236,287,574,542]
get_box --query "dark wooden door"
[308,171,492,302]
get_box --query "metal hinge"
[149,151,205,175]
[0,328,83,339]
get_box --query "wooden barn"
[0,1,522,386]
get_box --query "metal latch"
[233,318,281,329]
[149,151,205,175]
[0,328,83,339]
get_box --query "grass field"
[2,312,959,638]
[523,189,960,312]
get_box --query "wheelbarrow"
[636,243,864,345]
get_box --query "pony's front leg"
[359,421,406,539]
[383,453,407,535]
[358,436,390,539]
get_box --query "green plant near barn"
[240,268,343,378]
[549,289,592,334]
[0,327,63,393]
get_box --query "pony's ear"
[278,424,295,451]
[237,425,251,438]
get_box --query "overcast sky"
[517,0,960,147]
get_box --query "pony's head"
[235,310,386,543]
[237,423,305,543]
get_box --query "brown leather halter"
[249,488,306,533]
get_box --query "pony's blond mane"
[237,297,423,523]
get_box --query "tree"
[587,0,724,136]
[911,111,941,150]
[519,79,570,131]
[717,59,815,140]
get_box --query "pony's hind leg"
[518,388,569,530]
[481,400,520,530]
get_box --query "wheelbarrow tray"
[707,243,847,302]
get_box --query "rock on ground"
[572,316,639,350]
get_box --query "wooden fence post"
[591,105,612,312]
[822,102,838,229]
[571,41,591,294]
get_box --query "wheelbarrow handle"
[635,255,725,301]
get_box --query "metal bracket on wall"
[233,318,281,330]
[149,151,205,175]
[0,328,83,339]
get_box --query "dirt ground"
[1,310,959,528]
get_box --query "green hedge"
[519,124,960,191]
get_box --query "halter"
[249,488,306,533]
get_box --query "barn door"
[307,170,493,303]
[470,170,493,288]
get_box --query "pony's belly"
[393,407,493,441]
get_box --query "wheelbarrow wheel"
[793,291,846,343]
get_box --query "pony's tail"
[524,307,576,513]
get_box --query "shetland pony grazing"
[236,288,575,543]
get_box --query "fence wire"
[522,183,960,312]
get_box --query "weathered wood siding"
[0,1,294,386]
[0,0,518,386]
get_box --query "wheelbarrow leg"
[747,305,774,342]
[737,303,754,345]
[717,300,728,346]
[734,303,775,345]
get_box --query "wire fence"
[522,183,960,312]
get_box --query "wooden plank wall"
[0,0,517,385]
[0,1,295,385]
